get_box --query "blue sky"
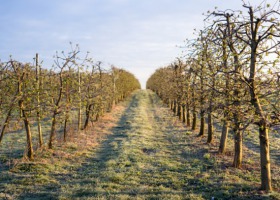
[0,0,267,88]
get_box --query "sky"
[0,0,269,88]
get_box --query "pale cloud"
[0,0,271,88]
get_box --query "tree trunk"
[63,117,68,142]
[177,103,182,120]
[233,128,242,168]
[207,112,213,143]
[37,112,43,147]
[48,112,57,149]
[19,100,34,160]
[198,111,205,136]
[22,112,34,160]
[219,31,230,154]
[182,104,186,123]
[219,120,229,154]
[192,106,197,130]
[192,110,197,130]
[191,80,196,130]
[259,122,272,191]
[49,70,63,149]
[168,99,171,109]
[83,104,93,130]
[186,106,191,127]
[173,100,177,115]
[0,107,13,143]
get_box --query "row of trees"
[147,1,280,192]
[0,44,140,160]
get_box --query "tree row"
[0,44,141,160]
[147,1,280,192]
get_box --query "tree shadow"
[55,93,141,198]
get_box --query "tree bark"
[182,104,186,123]
[259,122,272,191]
[48,112,57,149]
[83,104,93,130]
[218,27,229,154]
[19,100,34,160]
[0,107,13,143]
[207,112,213,143]
[186,106,191,127]
[219,120,229,154]
[247,18,272,190]
[177,102,182,120]
[233,128,242,168]
[63,116,68,142]
[173,100,177,115]
[198,111,205,136]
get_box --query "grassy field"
[0,90,279,199]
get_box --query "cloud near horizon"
[0,0,268,88]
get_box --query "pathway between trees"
[2,90,278,200]
[59,90,196,199]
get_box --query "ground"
[0,90,279,200]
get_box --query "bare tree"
[48,46,79,149]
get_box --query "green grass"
[0,90,279,199]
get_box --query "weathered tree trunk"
[219,28,229,154]
[259,122,272,191]
[192,112,197,130]
[63,116,68,142]
[23,114,34,160]
[207,76,215,143]
[177,102,182,120]
[0,107,13,143]
[232,91,242,168]
[49,70,64,149]
[219,120,229,154]
[83,104,93,130]
[173,100,177,115]
[248,29,272,191]
[207,112,213,143]
[48,112,57,149]
[191,79,196,130]
[186,106,191,127]
[182,104,186,123]
[19,100,34,160]
[233,127,242,168]
[198,110,205,136]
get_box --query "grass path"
[59,90,194,199]
[1,90,279,199]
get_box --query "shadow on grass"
[148,92,273,199]
[57,93,141,198]
[12,91,280,199]
[13,94,141,200]
[243,133,280,166]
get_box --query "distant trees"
[147,0,280,192]
[0,44,140,160]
